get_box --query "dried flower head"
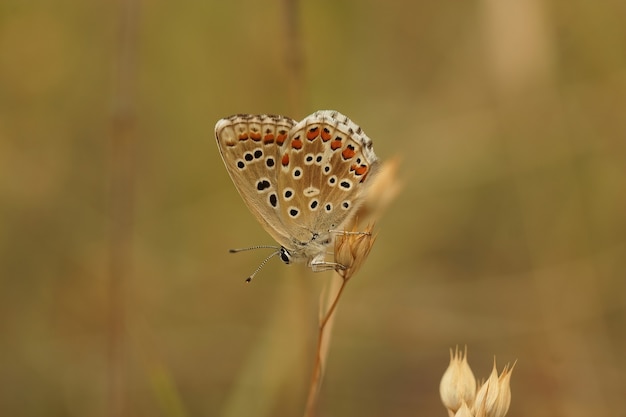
[334,223,376,280]
[441,348,515,417]
[353,156,402,225]
[455,402,474,417]
[473,359,515,417]
[440,346,477,416]
[332,157,400,281]
[473,359,500,417]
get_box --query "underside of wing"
[275,110,380,245]
[215,114,296,247]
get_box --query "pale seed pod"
[440,346,477,414]
[334,223,376,280]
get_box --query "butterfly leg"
[330,229,373,237]
[308,253,346,272]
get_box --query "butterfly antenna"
[243,249,281,283]
[229,245,280,253]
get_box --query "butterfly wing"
[276,110,380,246]
[215,114,297,247]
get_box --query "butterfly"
[214,110,380,281]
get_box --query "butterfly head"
[279,246,292,264]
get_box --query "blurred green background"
[1,0,625,416]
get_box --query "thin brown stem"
[282,0,306,115]
[303,276,348,417]
[108,0,140,416]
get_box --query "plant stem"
[108,0,139,415]
[303,276,348,417]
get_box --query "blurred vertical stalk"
[482,0,614,412]
[221,3,309,416]
[303,276,345,417]
[283,0,325,414]
[283,0,322,415]
[283,0,306,116]
[108,0,140,415]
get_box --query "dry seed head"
[333,158,399,280]
[440,346,477,414]
[472,358,515,417]
[454,402,473,417]
[473,360,499,417]
[441,349,515,417]
[334,223,376,280]
[341,156,402,232]
[354,156,402,225]
[491,361,515,417]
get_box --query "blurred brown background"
[1,0,624,416]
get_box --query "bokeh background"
[1,0,625,416]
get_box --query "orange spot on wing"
[355,165,368,175]
[238,133,249,141]
[321,128,331,141]
[330,140,342,150]
[307,127,319,141]
[263,134,275,144]
[342,146,356,160]
[292,138,303,150]
[250,132,261,141]
[276,133,287,145]
[281,153,290,166]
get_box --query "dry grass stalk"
[303,158,401,417]
[108,0,140,416]
[303,223,376,417]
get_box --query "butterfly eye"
[279,247,292,264]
